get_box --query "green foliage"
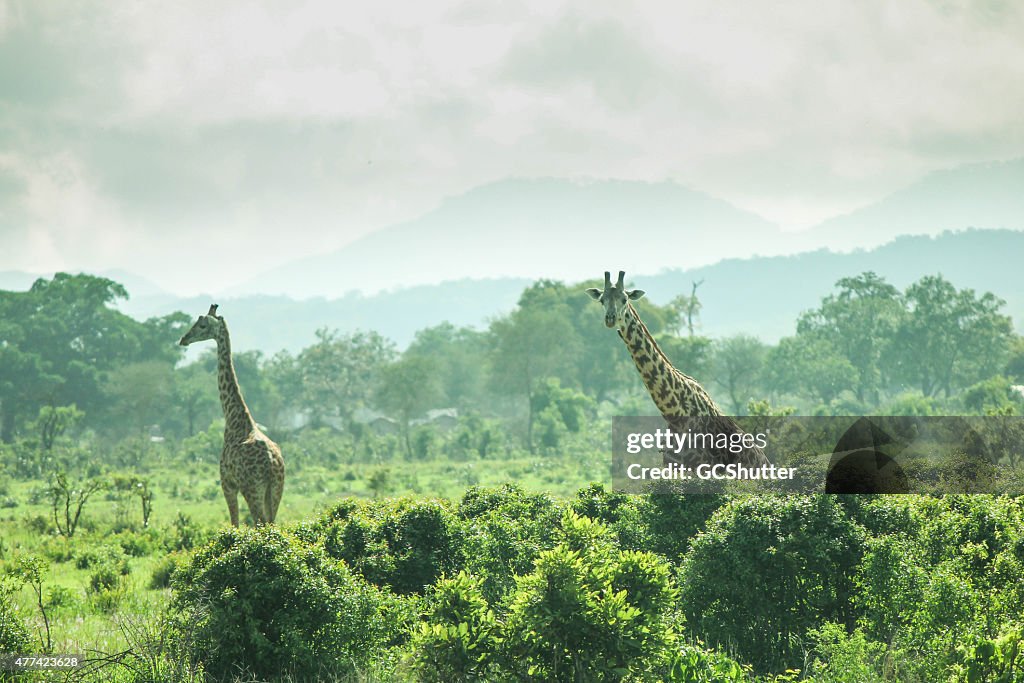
[172,525,408,681]
[667,642,752,682]
[895,275,1014,398]
[0,576,31,657]
[150,552,185,589]
[502,512,679,681]
[295,327,397,429]
[317,498,467,595]
[712,334,770,414]
[410,571,502,681]
[30,404,84,452]
[375,355,444,458]
[679,495,867,672]
[49,469,107,538]
[459,484,563,602]
[798,271,904,404]
[954,624,1024,683]
[161,512,210,553]
[805,623,888,683]
[962,376,1024,415]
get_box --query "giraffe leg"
[242,489,267,526]
[263,481,275,524]
[222,482,240,527]
[268,461,284,523]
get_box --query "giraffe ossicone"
[587,270,768,466]
[179,305,285,526]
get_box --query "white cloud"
[1,0,1023,290]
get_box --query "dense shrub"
[804,622,888,682]
[458,484,563,602]
[149,552,184,590]
[409,571,501,681]
[317,497,467,594]
[171,525,410,681]
[851,495,1024,680]
[502,512,679,681]
[679,495,867,673]
[0,577,32,658]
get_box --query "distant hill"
[107,229,1023,355]
[227,177,791,298]
[804,158,1024,251]
[639,228,1024,342]
[120,278,533,357]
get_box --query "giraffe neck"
[618,302,721,418]
[214,325,256,440]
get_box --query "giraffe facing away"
[587,271,767,466]
[179,305,285,525]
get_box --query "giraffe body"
[588,271,767,466]
[180,306,285,525]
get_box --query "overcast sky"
[2,0,1023,295]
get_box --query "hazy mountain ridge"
[227,158,1024,298]
[104,229,1024,353]
[806,158,1024,250]
[227,177,791,298]
[639,228,1024,342]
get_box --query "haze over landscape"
[2,1,1024,350]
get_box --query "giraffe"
[587,271,767,466]
[179,305,285,526]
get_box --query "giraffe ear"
[627,289,646,301]
[585,288,602,300]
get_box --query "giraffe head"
[179,304,225,346]
[586,271,645,328]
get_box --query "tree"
[711,335,768,414]
[893,275,1013,397]
[49,471,107,538]
[489,305,579,452]
[112,474,155,528]
[768,335,857,406]
[798,272,904,405]
[31,404,84,452]
[296,328,396,429]
[404,323,488,410]
[104,361,176,437]
[374,356,443,459]
[172,363,220,437]
[0,337,58,443]
[666,279,704,337]
[0,274,186,437]
[679,496,867,672]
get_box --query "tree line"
[1,271,1021,458]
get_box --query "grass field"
[0,428,609,676]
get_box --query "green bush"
[149,552,186,590]
[805,622,887,682]
[171,525,408,681]
[679,495,867,673]
[0,577,32,658]
[317,498,467,594]
[75,544,129,572]
[410,571,501,681]
[459,484,563,602]
[851,496,1024,680]
[667,642,752,682]
[502,512,679,681]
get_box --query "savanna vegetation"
[1,270,1023,681]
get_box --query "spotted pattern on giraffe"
[179,305,285,526]
[587,271,768,467]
